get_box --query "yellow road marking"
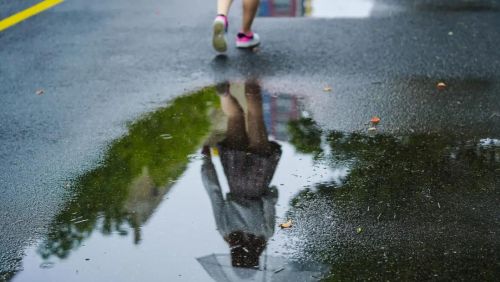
[0,0,64,32]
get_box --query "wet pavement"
[3,81,499,281]
[1,0,500,281]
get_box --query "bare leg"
[218,0,234,16]
[245,80,271,152]
[242,0,260,33]
[220,94,248,148]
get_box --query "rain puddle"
[7,80,500,281]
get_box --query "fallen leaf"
[370,116,381,124]
[280,219,292,229]
[356,227,363,234]
[323,86,332,92]
[36,89,44,95]
[437,82,447,90]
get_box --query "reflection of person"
[202,80,282,268]
[212,0,261,52]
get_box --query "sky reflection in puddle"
[9,80,500,282]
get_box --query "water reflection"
[36,90,219,260]
[285,122,500,280]
[7,80,499,281]
[198,80,328,281]
[201,81,281,268]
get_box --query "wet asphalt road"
[1,0,499,280]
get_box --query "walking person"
[212,0,261,52]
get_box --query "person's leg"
[245,80,271,153]
[236,0,260,48]
[218,0,234,16]
[217,84,248,147]
[242,0,260,33]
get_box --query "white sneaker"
[236,32,260,49]
[212,15,228,52]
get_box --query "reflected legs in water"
[218,83,249,148]
[217,80,270,153]
[245,80,271,153]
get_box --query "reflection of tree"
[37,89,219,260]
[286,118,499,281]
[287,117,322,155]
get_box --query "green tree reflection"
[38,88,218,259]
[287,117,499,281]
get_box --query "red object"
[370,117,381,124]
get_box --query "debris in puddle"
[356,227,363,234]
[323,86,332,92]
[85,258,90,261]
[188,154,203,161]
[438,202,441,209]
[448,31,453,36]
[36,89,45,96]
[377,213,382,221]
[74,219,89,224]
[370,116,381,124]
[437,82,447,90]
[160,133,173,140]
[368,127,377,132]
[70,216,84,222]
[274,267,285,273]
[489,112,500,119]
[280,219,293,229]
[39,262,55,269]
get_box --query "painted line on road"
[0,0,64,32]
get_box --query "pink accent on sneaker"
[215,15,228,31]
[237,32,254,43]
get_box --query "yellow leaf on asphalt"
[280,219,292,229]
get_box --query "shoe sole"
[236,42,260,49]
[212,21,227,53]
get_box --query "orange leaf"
[370,116,381,124]
[279,219,292,229]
